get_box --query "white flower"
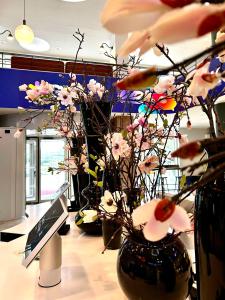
[132,198,191,242]
[100,190,125,215]
[82,210,98,223]
[19,84,27,91]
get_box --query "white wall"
[0,128,25,221]
[179,127,209,176]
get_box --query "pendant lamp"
[15,0,34,44]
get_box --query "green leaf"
[75,218,84,225]
[97,181,103,187]
[86,168,97,179]
[121,129,128,138]
[79,211,85,217]
[95,166,99,174]
[180,175,187,189]
[89,154,97,161]
[163,119,168,128]
[92,215,98,222]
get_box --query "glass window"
[40,139,67,201]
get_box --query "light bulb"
[15,21,34,44]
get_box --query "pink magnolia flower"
[135,133,152,151]
[187,61,221,99]
[132,198,191,241]
[26,89,41,101]
[87,79,105,99]
[101,0,171,35]
[150,3,225,44]
[107,132,131,160]
[154,75,175,94]
[58,125,73,138]
[138,155,159,173]
[101,0,195,35]
[118,30,154,57]
[39,80,54,95]
[58,88,73,106]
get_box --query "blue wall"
[0,68,140,113]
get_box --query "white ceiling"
[0,0,114,62]
[0,0,213,128]
[0,0,212,66]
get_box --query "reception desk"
[0,203,194,300]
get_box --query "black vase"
[81,101,112,180]
[74,182,102,235]
[102,219,122,250]
[195,182,225,300]
[194,102,225,300]
[117,234,192,300]
[75,101,112,234]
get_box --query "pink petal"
[150,4,223,44]
[118,30,150,57]
[101,0,169,34]
[170,206,191,232]
[143,217,169,241]
[132,200,158,227]
[139,37,155,55]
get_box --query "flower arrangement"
[98,0,225,248]
[19,12,225,246]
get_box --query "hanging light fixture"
[0,29,14,41]
[15,0,34,44]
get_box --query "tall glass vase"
[75,100,112,235]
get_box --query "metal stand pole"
[38,233,62,288]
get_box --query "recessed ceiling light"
[19,37,50,52]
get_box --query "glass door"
[26,138,38,203]
[40,138,67,201]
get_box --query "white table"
[0,203,194,300]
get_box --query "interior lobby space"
[1,1,225,300]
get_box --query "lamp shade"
[15,23,34,44]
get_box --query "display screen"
[24,199,64,259]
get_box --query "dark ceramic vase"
[194,101,225,300]
[74,182,102,235]
[117,234,192,300]
[195,183,225,300]
[102,219,122,250]
[81,101,112,178]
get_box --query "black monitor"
[22,183,69,268]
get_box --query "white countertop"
[0,203,194,300]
